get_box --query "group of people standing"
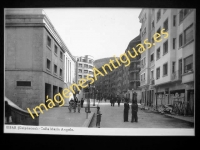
[68,97,84,113]
[110,95,122,107]
[124,100,138,122]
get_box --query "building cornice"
[5,12,76,62]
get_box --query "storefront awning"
[170,89,185,94]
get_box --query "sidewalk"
[138,105,194,123]
[39,100,97,127]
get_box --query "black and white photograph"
[4,7,195,136]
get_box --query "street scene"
[4,8,195,135]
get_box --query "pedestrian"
[131,100,138,122]
[68,99,73,113]
[124,100,130,122]
[81,98,84,108]
[5,101,12,124]
[117,95,121,107]
[77,101,81,113]
[96,106,102,128]
[73,100,77,113]
[75,97,78,105]
[110,97,113,106]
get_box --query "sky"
[44,8,142,60]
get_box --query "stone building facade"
[5,8,77,109]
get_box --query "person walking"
[81,98,84,108]
[131,100,138,122]
[124,100,130,122]
[68,99,73,113]
[73,100,77,113]
[77,101,81,113]
[96,106,102,128]
[117,95,121,107]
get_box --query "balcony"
[129,77,140,82]
[140,80,146,85]
[171,70,182,81]
[131,59,140,62]
[138,63,146,69]
[150,79,155,85]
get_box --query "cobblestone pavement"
[89,101,194,128]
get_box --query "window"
[60,51,63,60]
[152,21,155,29]
[54,45,57,54]
[173,15,176,26]
[47,59,51,70]
[151,70,154,79]
[16,81,31,86]
[84,75,87,78]
[79,64,82,67]
[54,64,57,74]
[163,40,168,55]
[157,9,161,22]
[151,53,154,62]
[143,57,146,65]
[184,24,193,44]
[89,71,93,74]
[84,64,88,68]
[79,75,82,79]
[47,36,51,48]
[84,70,88,73]
[78,69,82,73]
[157,27,161,40]
[89,65,93,69]
[152,37,154,43]
[141,75,142,81]
[173,38,176,49]
[163,63,168,76]
[89,60,92,63]
[179,34,183,47]
[82,59,86,62]
[156,67,160,79]
[184,55,193,73]
[163,18,168,31]
[60,69,62,77]
[143,73,145,81]
[172,62,175,73]
[143,28,146,35]
[179,9,191,23]
[157,47,160,60]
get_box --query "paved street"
[39,106,96,127]
[89,101,194,128]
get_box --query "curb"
[82,112,95,127]
[164,114,194,123]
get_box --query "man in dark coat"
[117,95,121,107]
[124,101,129,122]
[131,100,138,122]
[81,98,84,108]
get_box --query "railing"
[140,80,146,85]
[5,97,39,125]
[171,70,182,80]
[129,78,140,82]
[150,79,155,85]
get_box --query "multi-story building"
[138,8,195,116]
[76,55,94,80]
[74,55,94,99]
[5,8,77,109]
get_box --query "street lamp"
[93,86,96,106]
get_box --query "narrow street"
[89,101,194,128]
